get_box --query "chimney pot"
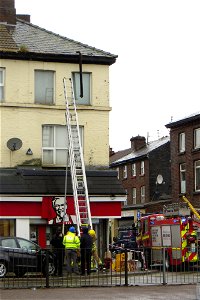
[130,135,146,151]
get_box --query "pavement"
[1,284,200,300]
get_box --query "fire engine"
[136,196,200,270]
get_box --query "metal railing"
[0,246,200,289]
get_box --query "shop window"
[0,219,15,236]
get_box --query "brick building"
[165,112,200,208]
[110,135,171,229]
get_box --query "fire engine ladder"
[182,196,200,221]
[63,77,92,236]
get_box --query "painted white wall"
[16,219,30,239]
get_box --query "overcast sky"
[15,0,200,151]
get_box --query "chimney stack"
[130,135,146,151]
[0,0,16,25]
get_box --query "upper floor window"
[179,132,185,153]
[123,165,127,179]
[194,128,200,149]
[72,72,91,105]
[116,167,119,179]
[132,163,136,176]
[124,189,128,206]
[195,160,200,192]
[180,163,186,193]
[132,187,137,204]
[42,125,83,166]
[140,186,145,203]
[0,68,5,102]
[35,70,55,104]
[140,161,145,175]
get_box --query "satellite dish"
[7,138,22,151]
[156,174,163,184]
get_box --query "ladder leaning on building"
[63,77,92,236]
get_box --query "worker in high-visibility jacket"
[88,229,103,269]
[63,226,80,274]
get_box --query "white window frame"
[0,67,5,102]
[132,163,136,177]
[180,163,186,193]
[179,132,185,153]
[42,125,83,166]
[140,161,145,175]
[194,128,200,149]
[123,165,127,179]
[35,70,55,104]
[132,187,136,204]
[195,160,200,192]
[72,72,91,105]
[140,186,145,203]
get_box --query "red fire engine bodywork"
[136,213,200,268]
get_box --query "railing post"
[162,247,167,285]
[45,250,50,288]
[124,249,128,286]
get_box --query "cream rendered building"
[1,60,110,168]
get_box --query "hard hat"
[69,226,76,233]
[89,229,96,237]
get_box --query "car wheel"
[15,268,26,278]
[0,261,7,278]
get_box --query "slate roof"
[110,136,170,166]
[0,168,126,196]
[110,148,132,164]
[0,19,117,64]
[165,112,200,128]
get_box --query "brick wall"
[0,0,16,25]
[169,118,200,206]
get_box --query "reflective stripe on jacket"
[63,232,80,250]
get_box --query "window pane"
[35,70,54,104]
[132,188,136,204]
[0,87,4,101]
[0,68,4,101]
[56,149,67,165]
[73,72,90,105]
[140,161,144,175]
[194,128,200,149]
[0,69,3,84]
[42,125,83,166]
[179,132,185,152]
[56,126,68,147]
[180,163,186,193]
[195,160,200,191]
[43,126,54,147]
[43,150,53,164]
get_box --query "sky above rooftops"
[15,0,200,151]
